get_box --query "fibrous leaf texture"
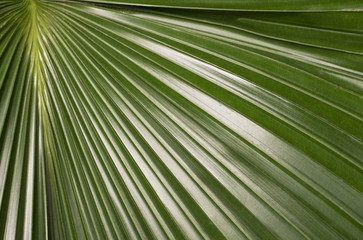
[0,0,362,239]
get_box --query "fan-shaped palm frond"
[0,0,362,239]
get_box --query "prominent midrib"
[26,0,41,75]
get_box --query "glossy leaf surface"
[0,0,362,239]
[76,0,363,11]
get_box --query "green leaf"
[1,0,362,239]
[76,0,363,11]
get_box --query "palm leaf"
[76,0,363,11]
[1,0,362,239]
